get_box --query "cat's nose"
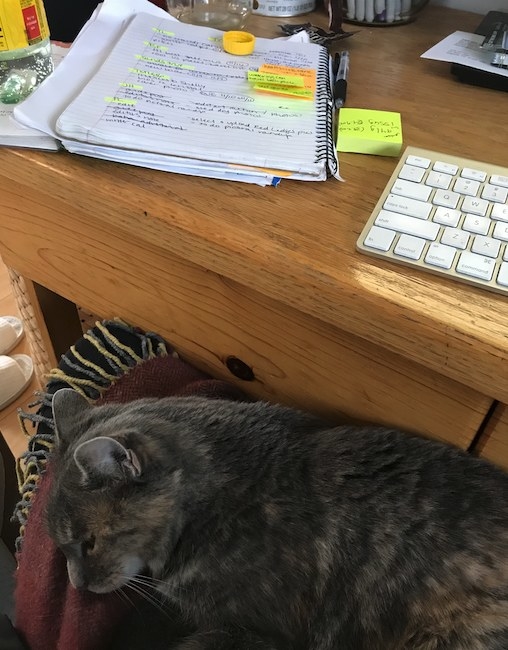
[67,561,88,590]
[69,573,88,590]
[69,575,87,590]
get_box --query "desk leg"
[7,270,83,379]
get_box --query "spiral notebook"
[51,11,338,184]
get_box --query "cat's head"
[46,389,184,594]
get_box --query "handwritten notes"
[337,108,403,157]
[248,65,316,100]
[55,13,331,176]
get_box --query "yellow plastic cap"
[223,31,255,56]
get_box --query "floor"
[0,257,98,460]
[0,257,41,460]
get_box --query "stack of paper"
[13,0,339,186]
[421,30,508,79]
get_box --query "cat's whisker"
[127,574,169,596]
[114,586,144,616]
[124,580,171,617]
[129,573,194,598]
[129,573,168,587]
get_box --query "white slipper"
[0,354,34,410]
[0,316,24,355]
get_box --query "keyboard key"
[453,177,480,196]
[481,184,508,204]
[394,234,426,260]
[491,204,508,222]
[432,189,460,209]
[433,161,458,175]
[391,178,432,202]
[461,167,487,182]
[363,225,396,251]
[493,222,508,242]
[433,206,461,227]
[462,215,490,235]
[375,210,439,240]
[398,164,426,183]
[383,194,432,220]
[406,155,431,168]
[471,236,501,258]
[490,174,508,189]
[497,262,508,287]
[456,252,495,281]
[425,243,456,269]
[461,195,489,216]
[441,227,469,249]
[426,170,452,189]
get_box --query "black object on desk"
[333,50,349,109]
[451,11,508,92]
[44,0,99,41]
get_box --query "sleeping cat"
[46,388,508,650]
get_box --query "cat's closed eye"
[59,535,96,559]
[82,535,96,555]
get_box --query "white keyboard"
[357,147,508,296]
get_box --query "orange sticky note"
[259,64,316,92]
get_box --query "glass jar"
[0,0,53,104]
[253,0,316,17]
[342,0,429,26]
[166,0,253,30]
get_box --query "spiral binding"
[315,47,339,178]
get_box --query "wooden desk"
[1,6,507,466]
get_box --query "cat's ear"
[73,436,142,485]
[52,389,92,447]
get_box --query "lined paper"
[56,12,329,175]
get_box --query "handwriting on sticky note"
[259,64,316,91]
[337,108,403,156]
[339,109,401,139]
[253,84,314,99]
[248,71,305,87]
[250,65,315,99]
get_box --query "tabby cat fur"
[46,388,508,650]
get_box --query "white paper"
[0,107,58,150]
[13,0,171,137]
[55,12,327,176]
[61,139,278,185]
[421,31,508,79]
[12,0,337,184]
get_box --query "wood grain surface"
[1,5,506,448]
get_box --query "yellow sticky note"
[337,108,403,156]
[247,71,305,87]
[253,84,314,99]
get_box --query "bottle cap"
[223,31,255,56]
